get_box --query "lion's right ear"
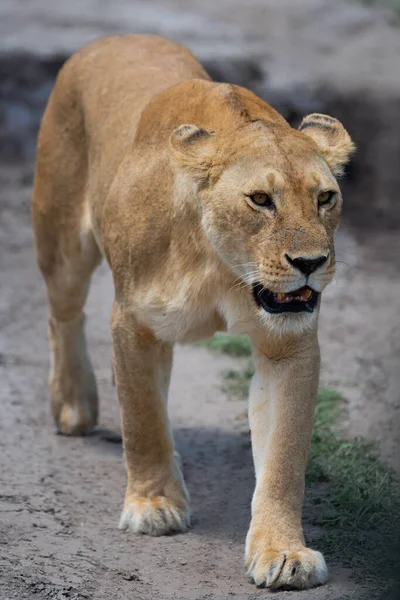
[169,124,215,182]
[299,114,355,177]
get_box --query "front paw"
[119,453,189,536]
[245,537,328,590]
[119,492,190,536]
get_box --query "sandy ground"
[1,151,399,600]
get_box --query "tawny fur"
[31,35,354,590]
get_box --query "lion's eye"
[249,192,275,209]
[318,190,335,207]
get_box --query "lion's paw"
[56,397,97,436]
[246,546,328,590]
[52,366,98,436]
[118,494,190,536]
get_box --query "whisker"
[229,271,259,293]
[232,283,253,294]
[233,270,259,282]
[335,260,356,270]
[231,279,255,292]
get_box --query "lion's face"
[200,138,341,316]
[170,114,354,326]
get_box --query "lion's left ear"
[299,114,355,177]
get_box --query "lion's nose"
[285,254,328,276]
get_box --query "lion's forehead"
[218,134,335,192]
[221,155,335,196]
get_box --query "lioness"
[31,35,354,590]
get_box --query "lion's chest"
[133,279,225,343]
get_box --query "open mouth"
[252,283,320,314]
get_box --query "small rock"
[121,573,140,581]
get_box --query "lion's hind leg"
[32,113,102,435]
[46,232,101,435]
[35,205,101,435]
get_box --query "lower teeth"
[275,291,312,303]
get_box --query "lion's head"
[170,110,354,331]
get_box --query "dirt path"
[319,229,400,472]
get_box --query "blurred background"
[0,1,399,599]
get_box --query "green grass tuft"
[222,361,254,397]
[307,389,400,590]
[200,333,251,357]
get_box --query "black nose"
[285,254,328,276]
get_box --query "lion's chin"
[252,282,320,314]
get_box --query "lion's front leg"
[245,335,328,590]
[111,302,190,536]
